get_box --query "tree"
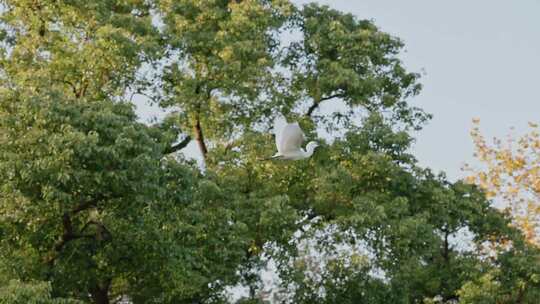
[156,1,430,163]
[284,3,427,129]
[0,1,538,303]
[466,119,540,246]
[0,1,250,302]
[158,0,294,159]
[223,113,539,304]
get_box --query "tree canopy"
[0,1,538,303]
[466,120,540,247]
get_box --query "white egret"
[271,118,319,160]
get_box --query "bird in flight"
[271,117,319,160]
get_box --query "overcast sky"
[137,1,540,180]
[295,0,540,180]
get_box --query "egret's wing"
[273,115,287,152]
[279,123,305,153]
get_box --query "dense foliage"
[0,1,538,303]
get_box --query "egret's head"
[306,141,319,153]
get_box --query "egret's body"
[272,120,318,160]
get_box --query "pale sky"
[296,0,540,180]
[137,1,540,180]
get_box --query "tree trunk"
[90,280,111,304]
[193,116,208,157]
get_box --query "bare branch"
[163,135,191,154]
[306,93,344,117]
[130,90,160,105]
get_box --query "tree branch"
[441,226,451,261]
[193,117,208,157]
[50,214,93,258]
[129,90,159,105]
[47,196,109,266]
[306,102,319,117]
[80,220,112,242]
[163,135,191,154]
[90,278,112,304]
[71,198,99,214]
[53,213,75,253]
[306,93,344,117]
[62,80,78,97]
